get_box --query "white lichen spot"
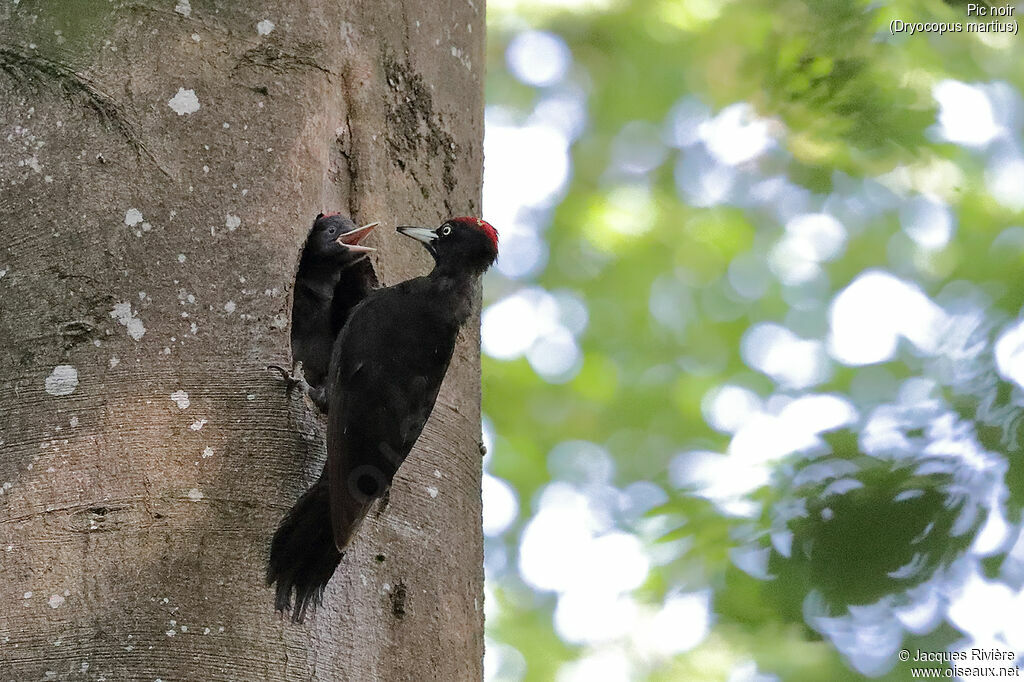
[48,594,65,609]
[201,446,214,458]
[126,319,145,340]
[180,625,188,632]
[187,488,203,501]
[174,0,191,17]
[203,627,211,635]
[225,214,241,231]
[109,356,120,369]
[426,486,438,499]
[110,302,146,341]
[189,419,207,431]
[23,591,32,599]
[177,254,186,263]
[69,416,79,428]
[165,629,176,637]
[223,301,236,314]
[124,208,143,227]
[433,469,442,478]
[256,19,275,36]
[191,33,201,42]
[21,155,43,173]
[448,46,471,69]
[45,365,78,396]
[246,394,256,401]
[168,88,200,116]
[170,390,190,410]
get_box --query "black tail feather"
[266,480,342,623]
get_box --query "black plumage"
[267,217,499,622]
[288,213,378,392]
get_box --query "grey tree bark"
[0,1,485,679]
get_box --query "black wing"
[325,279,459,550]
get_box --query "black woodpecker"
[276,213,379,405]
[267,217,498,622]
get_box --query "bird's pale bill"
[396,226,438,244]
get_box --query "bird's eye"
[328,227,336,234]
[440,225,452,237]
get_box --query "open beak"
[337,221,380,253]
[396,226,438,247]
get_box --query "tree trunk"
[0,1,485,679]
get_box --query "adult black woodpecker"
[278,213,379,403]
[267,217,498,622]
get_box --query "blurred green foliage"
[483,0,1024,679]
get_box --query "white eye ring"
[440,225,452,236]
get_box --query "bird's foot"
[267,360,309,392]
[267,361,329,412]
[374,487,391,517]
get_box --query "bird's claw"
[267,361,310,392]
[267,361,329,413]
[374,487,391,517]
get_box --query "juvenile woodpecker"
[267,217,498,622]
[281,213,378,399]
